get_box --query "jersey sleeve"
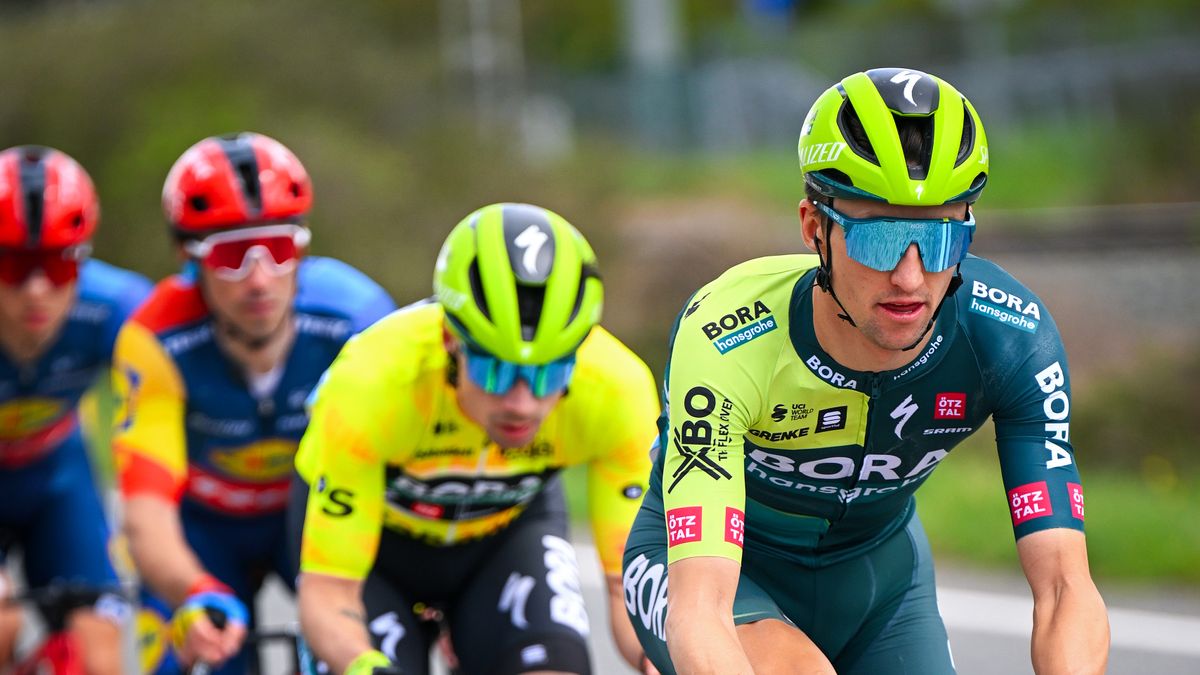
[112,321,188,502]
[296,335,389,580]
[578,332,660,576]
[661,292,778,565]
[986,299,1086,540]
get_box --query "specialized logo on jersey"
[890,395,918,439]
[934,393,966,420]
[701,301,777,354]
[0,398,67,438]
[668,386,733,493]
[683,292,710,319]
[968,281,1041,333]
[209,439,297,481]
[1008,481,1052,526]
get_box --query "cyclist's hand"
[344,649,398,675]
[170,575,248,666]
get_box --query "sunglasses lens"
[462,345,576,398]
[0,250,80,286]
[818,202,973,273]
[203,235,301,279]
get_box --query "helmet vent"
[190,196,209,212]
[467,260,491,321]
[516,284,546,341]
[568,263,600,324]
[954,101,976,168]
[216,136,263,216]
[18,152,47,243]
[837,100,879,166]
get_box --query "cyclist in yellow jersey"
[293,203,661,675]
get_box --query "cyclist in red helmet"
[113,132,395,674]
[0,146,152,674]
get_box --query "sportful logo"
[968,281,1041,333]
[771,405,787,423]
[814,406,847,433]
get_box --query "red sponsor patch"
[666,506,702,547]
[725,507,744,548]
[411,502,445,519]
[1008,481,1052,526]
[1067,483,1085,521]
[934,392,966,419]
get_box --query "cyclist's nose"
[890,244,926,291]
[499,379,540,414]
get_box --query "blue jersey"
[113,256,396,516]
[0,259,151,468]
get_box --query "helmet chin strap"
[813,216,963,353]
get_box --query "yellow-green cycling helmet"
[798,67,989,205]
[433,203,603,364]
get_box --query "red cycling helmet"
[162,132,312,236]
[0,146,98,249]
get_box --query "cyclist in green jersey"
[622,68,1109,674]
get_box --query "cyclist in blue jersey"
[622,68,1109,674]
[0,146,152,674]
[112,132,396,674]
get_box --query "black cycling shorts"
[290,475,593,675]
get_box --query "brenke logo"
[968,281,1041,333]
[702,301,776,354]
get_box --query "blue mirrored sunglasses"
[814,201,975,273]
[461,343,577,398]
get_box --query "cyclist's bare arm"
[665,556,752,674]
[1018,528,1109,674]
[124,494,210,605]
[298,571,374,674]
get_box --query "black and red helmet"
[0,146,98,249]
[162,132,312,236]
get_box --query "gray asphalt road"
[251,540,1200,675]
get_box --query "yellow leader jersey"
[296,301,659,580]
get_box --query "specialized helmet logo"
[890,70,925,107]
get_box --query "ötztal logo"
[666,506,702,547]
[1008,481,1052,526]
[934,393,966,420]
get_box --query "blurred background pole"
[621,0,687,151]
[438,0,525,137]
